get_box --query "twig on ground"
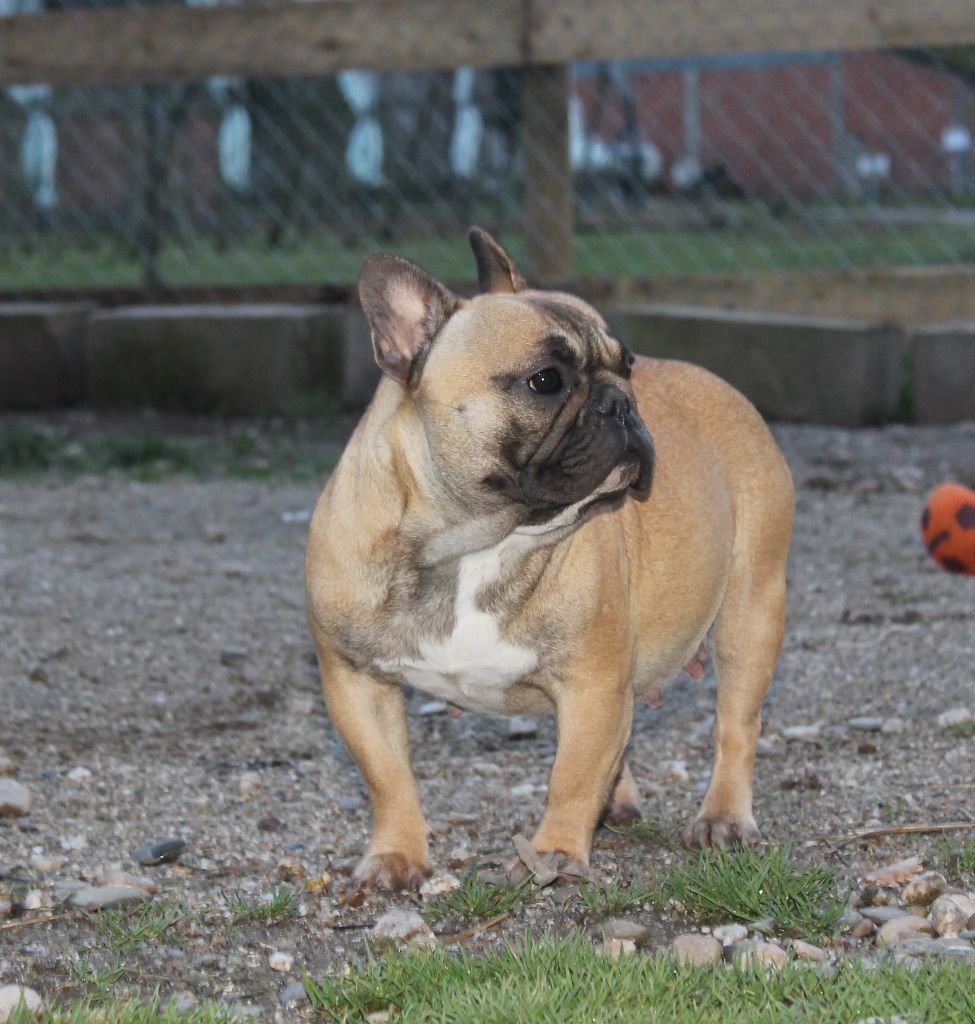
[0,912,70,931]
[438,912,509,946]
[819,821,975,847]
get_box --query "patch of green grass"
[66,951,132,989]
[941,837,975,881]
[946,720,975,738]
[220,884,297,923]
[7,995,237,1023]
[577,879,657,916]
[90,900,184,952]
[0,424,336,482]
[660,845,845,937]
[423,873,533,925]
[0,424,58,473]
[304,931,975,1024]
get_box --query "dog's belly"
[376,542,539,715]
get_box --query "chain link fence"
[2,0,975,319]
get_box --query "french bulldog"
[305,228,794,890]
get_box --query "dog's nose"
[595,385,631,421]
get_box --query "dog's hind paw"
[354,852,431,891]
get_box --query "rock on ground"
[0,778,31,817]
[369,908,436,951]
[0,985,43,1022]
[672,933,722,966]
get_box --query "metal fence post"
[522,63,573,284]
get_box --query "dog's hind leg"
[683,488,792,849]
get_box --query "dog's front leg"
[532,682,633,871]
[316,651,430,890]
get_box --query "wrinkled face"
[416,290,654,527]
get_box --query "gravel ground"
[2,414,975,1016]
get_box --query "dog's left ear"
[358,254,461,387]
[469,226,525,294]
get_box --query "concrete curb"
[606,304,907,426]
[911,321,975,424]
[0,303,92,408]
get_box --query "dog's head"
[358,228,654,533]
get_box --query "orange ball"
[921,482,975,575]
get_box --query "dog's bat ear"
[469,226,526,294]
[358,254,461,387]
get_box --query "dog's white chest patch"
[377,540,538,714]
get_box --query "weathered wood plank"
[2,0,975,89]
[0,0,524,88]
[522,65,573,283]
[530,0,975,65]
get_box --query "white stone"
[732,940,788,968]
[603,918,651,943]
[713,923,749,944]
[849,717,883,732]
[782,723,821,741]
[901,873,945,907]
[0,985,42,1022]
[96,869,157,894]
[239,771,262,795]
[68,884,151,911]
[876,915,934,947]
[881,717,905,734]
[663,760,690,783]
[419,873,462,899]
[930,894,975,937]
[268,950,294,973]
[508,716,538,739]
[0,778,31,817]
[67,766,92,782]
[673,933,721,965]
[370,908,436,950]
[418,700,448,716]
[791,939,828,962]
[508,783,536,799]
[936,707,973,728]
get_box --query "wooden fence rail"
[2,0,975,283]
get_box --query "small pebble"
[419,873,462,899]
[791,939,828,962]
[0,985,43,1022]
[852,919,876,939]
[508,716,538,739]
[880,717,905,734]
[280,982,309,1006]
[447,812,478,826]
[876,915,934,947]
[936,707,972,729]
[257,815,284,831]
[370,908,436,950]
[133,838,186,866]
[28,853,63,874]
[849,717,883,732]
[239,771,262,795]
[418,700,448,716]
[602,918,651,944]
[24,890,49,912]
[599,938,637,960]
[901,873,945,907]
[338,795,365,812]
[930,894,975,937]
[731,940,788,968]
[663,760,690,783]
[60,833,88,852]
[0,778,31,817]
[66,766,92,782]
[713,923,749,944]
[782,723,821,741]
[276,859,305,883]
[673,933,722,966]
[0,753,15,777]
[69,884,152,912]
[508,783,536,799]
[220,647,248,668]
[96,869,157,894]
[859,907,909,924]
[269,950,294,973]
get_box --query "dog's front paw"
[682,813,760,850]
[354,852,431,891]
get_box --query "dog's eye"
[527,368,563,395]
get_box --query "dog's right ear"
[358,254,461,387]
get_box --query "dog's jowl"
[305,227,794,891]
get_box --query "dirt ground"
[2,412,975,1016]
